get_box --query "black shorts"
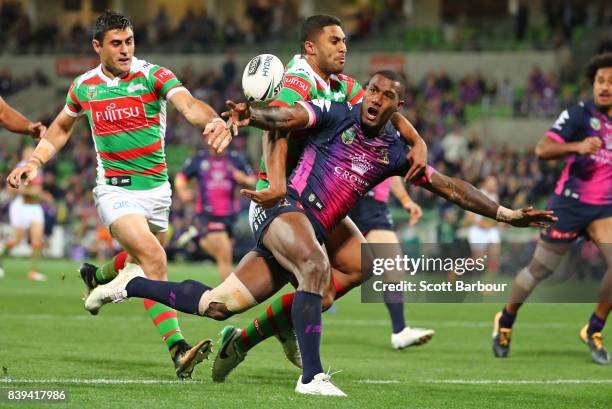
[196,213,237,238]
[348,196,393,235]
[249,188,327,258]
[540,194,612,243]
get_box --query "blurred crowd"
[2,1,612,54]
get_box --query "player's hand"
[404,139,428,183]
[204,118,232,154]
[402,199,423,225]
[27,122,46,142]
[505,207,557,228]
[240,186,285,208]
[577,136,602,155]
[222,100,252,130]
[6,162,39,189]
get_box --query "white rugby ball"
[242,54,285,103]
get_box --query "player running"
[0,98,46,279]
[492,52,612,365]
[6,10,232,378]
[83,71,556,396]
[348,176,434,348]
[0,146,49,281]
[174,140,255,279]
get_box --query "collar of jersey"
[96,57,137,86]
[291,54,339,92]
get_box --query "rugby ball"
[242,54,285,103]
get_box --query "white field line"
[1,378,609,386]
[0,314,575,329]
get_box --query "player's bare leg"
[0,227,25,279]
[493,240,569,357]
[199,231,233,280]
[580,217,612,364]
[27,221,46,281]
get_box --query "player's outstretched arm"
[535,134,601,160]
[420,171,557,228]
[0,97,46,140]
[6,110,77,189]
[390,112,427,182]
[223,100,310,132]
[169,91,232,153]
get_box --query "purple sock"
[126,278,210,314]
[587,312,606,335]
[292,291,324,384]
[499,307,516,329]
[384,290,406,334]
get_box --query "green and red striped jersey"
[64,57,187,190]
[256,54,364,190]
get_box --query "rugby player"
[213,15,432,374]
[492,53,612,365]
[6,10,232,378]
[174,137,255,279]
[84,71,555,395]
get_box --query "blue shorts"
[348,196,393,235]
[196,212,237,238]
[249,188,327,258]
[540,194,612,243]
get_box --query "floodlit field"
[0,258,609,408]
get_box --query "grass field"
[0,258,610,408]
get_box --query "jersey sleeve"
[339,74,365,105]
[297,100,346,130]
[148,66,187,100]
[546,104,584,143]
[269,72,314,107]
[179,156,199,180]
[63,80,84,117]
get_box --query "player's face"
[361,75,404,129]
[593,67,612,109]
[92,28,135,77]
[310,25,347,75]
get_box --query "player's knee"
[198,273,258,316]
[297,247,329,288]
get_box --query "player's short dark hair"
[585,52,612,83]
[368,70,406,99]
[300,14,342,52]
[93,10,133,44]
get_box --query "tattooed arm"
[420,171,556,228]
[223,100,310,132]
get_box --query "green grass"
[0,258,610,408]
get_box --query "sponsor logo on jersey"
[283,75,311,99]
[590,117,601,131]
[548,228,578,240]
[90,96,149,136]
[350,153,374,176]
[307,192,325,211]
[333,165,370,195]
[341,127,356,144]
[153,67,176,82]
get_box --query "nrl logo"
[87,86,97,99]
[590,117,601,131]
[342,127,356,144]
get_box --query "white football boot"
[84,263,144,315]
[295,372,346,397]
[391,326,435,349]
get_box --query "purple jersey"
[289,100,420,235]
[546,100,612,205]
[179,150,252,217]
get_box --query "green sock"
[235,293,295,352]
[95,251,128,284]
[144,299,185,349]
